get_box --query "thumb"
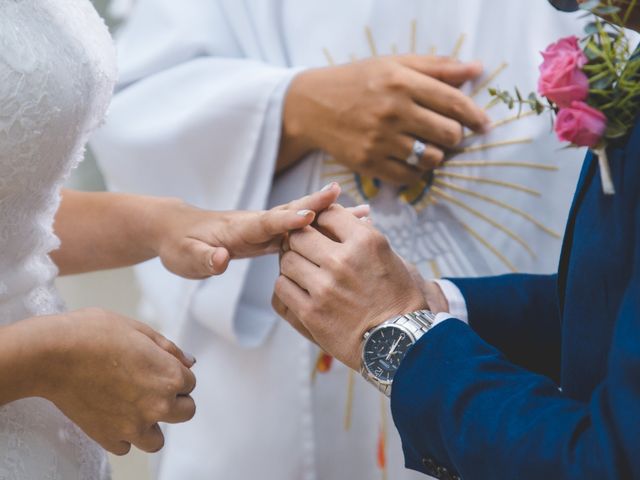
[160,240,230,279]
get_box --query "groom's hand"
[151,183,342,279]
[273,205,427,370]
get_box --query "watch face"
[363,325,414,383]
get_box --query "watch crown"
[363,331,370,340]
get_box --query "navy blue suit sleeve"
[451,274,561,381]
[391,248,640,478]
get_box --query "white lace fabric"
[0,0,116,478]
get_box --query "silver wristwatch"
[360,310,437,396]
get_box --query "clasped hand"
[273,203,437,371]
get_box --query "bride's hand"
[29,309,196,455]
[150,182,342,279]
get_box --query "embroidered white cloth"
[91,2,585,479]
[0,0,116,478]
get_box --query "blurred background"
[55,1,152,478]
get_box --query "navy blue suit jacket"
[391,121,640,479]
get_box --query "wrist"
[3,315,71,401]
[283,69,323,154]
[141,196,186,258]
[424,281,450,313]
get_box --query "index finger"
[396,55,484,87]
[277,182,341,214]
[315,204,368,243]
[405,69,490,133]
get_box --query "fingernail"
[208,251,215,269]
[360,216,371,222]
[321,182,337,192]
[355,204,370,211]
[184,351,196,365]
[297,209,313,217]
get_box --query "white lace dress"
[0,0,116,478]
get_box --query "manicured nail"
[321,182,337,192]
[355,204,370,211]
[297,209,313,217]
[184,351,196,365]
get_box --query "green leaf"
[579,0,602,11]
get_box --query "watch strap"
[362,310,437,397]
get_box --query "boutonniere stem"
[594,146,615,195]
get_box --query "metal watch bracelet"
[362,310,437,397]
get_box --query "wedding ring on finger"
[406,140,427,167]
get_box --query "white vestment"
[91,1,585,479]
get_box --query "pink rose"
[555,101,607,148]
[538,36,590,108]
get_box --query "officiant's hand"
[279,55,489,185]
[273,204,430,370]
[151,183,342,279]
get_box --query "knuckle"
[315,277,334,300]
[274,275,286,295]
[448,95,472,120]
[374,97,400,123]
[155,398,173,418]
[120,420,144,440]
[112,443,132,457]
[363,229,389,252]
[185,398,197,421]
[165,366,185,393]
[426,148,445,167]
[351,147,373,167]
[382,66,408,91]
[440,123,463,147]
[148,437,165,453]
[328,250,350,272]
[280,251,294,272]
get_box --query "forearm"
[391,321,605,480]
[275,71,318,173]
[52,189,172,275]
[450,274,561,380]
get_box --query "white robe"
[91,1,585,479]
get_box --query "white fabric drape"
[91,2,586,479]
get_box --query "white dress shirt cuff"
[432,279,469,327]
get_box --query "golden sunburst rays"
[442,160,558,171]
[410,19,417,54]
[429,185,536,258]
[323,48,336,66]
[451,137,533,155]
[433,171,541,196]
[344,370,355,431]
[457,219,518,272]
[365,26,379,57]
[433,178,561,238]
[322,165,368,204]
[429,259,442,279]
[465,111,537,140]
[451,33,466,60]
[471,61,509,98]
[378,394,389,480]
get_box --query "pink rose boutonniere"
[538,36,590,108]
[490,0,640,195]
